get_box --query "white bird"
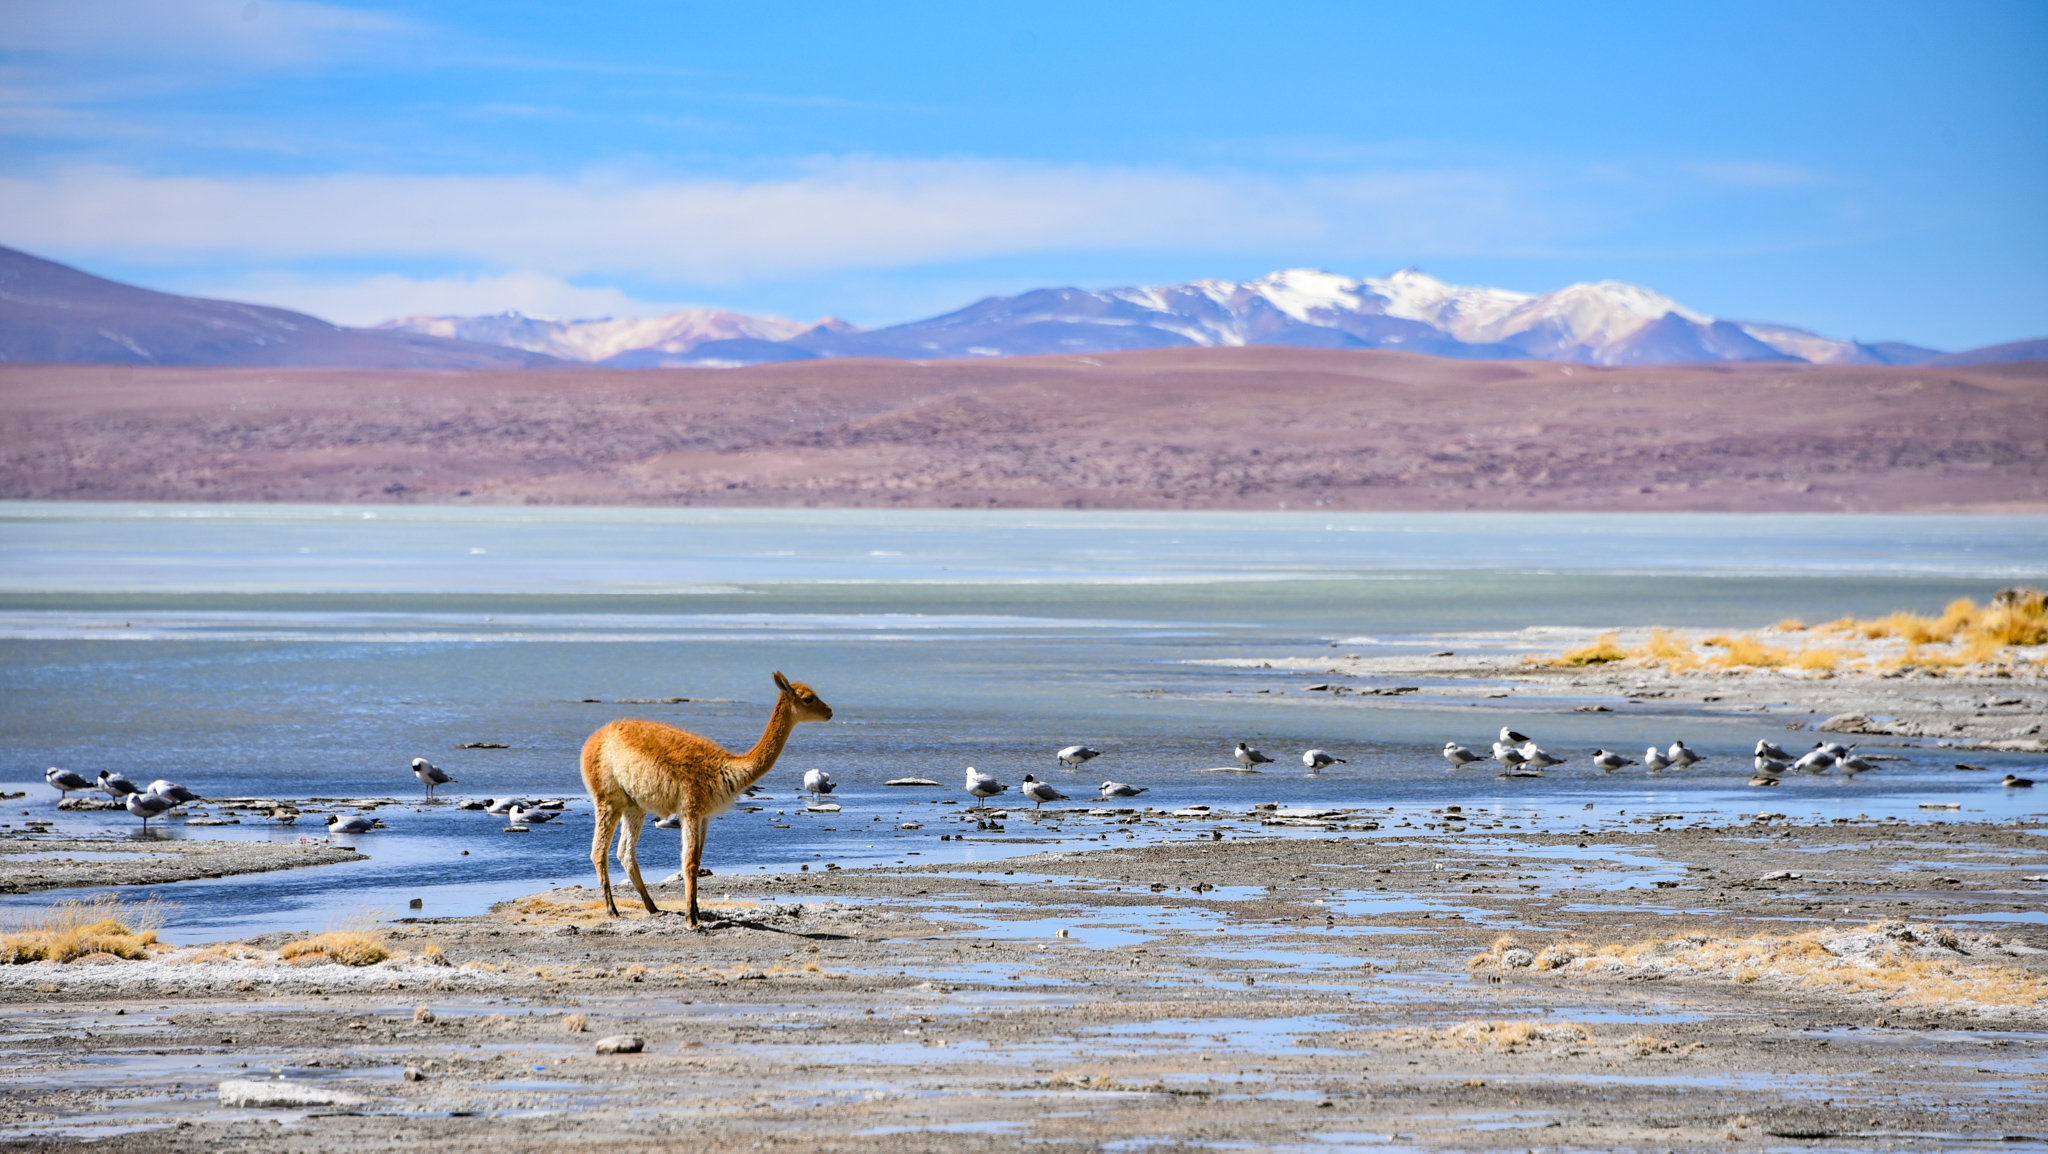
[1491,741,1527,769]
[1667,741,1702,767]
[1019,774,1067,810]
[1754,755,1790,776]
[964,766,1007,803]
[97,771,139,798]
[803,768,836,800]
[411,758,455,797]
[1837,754,1877,775]
[1755,740,1793,761]
[506,804,557,824]
[326,813,375,835]
[1057,745,1102,768]
[1816,741,1854,759]
[1591,749,1635,771]
[654,814,682,829]
[1643,746,1673,771]
[44,767,91,797]
[1302,749,1345,771]
[1442,742,1482,767]
[124,791,175,829]
[146,779,200,805]
[1499,727,1531,745]
[1792,749,1836,773]
[484,797,533,815]
[1234,742,1274,769]
[1099,780,1147,798]
[1517,742,1565,768]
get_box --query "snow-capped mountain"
[375,269,1947,368]
[375,308,852,366]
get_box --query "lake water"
[3,503,2045,939]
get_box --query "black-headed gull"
[1517,742,1565,768]
[146,779,200,805]
[327,813,375,835]
[1754,740,1792,761]
[1302,749,1345,771]
[1643,746,1673,771]
[803,768,836,800]
[1667,741,1702,767]
[97,771,139,798]
[1442,742,1482,767]
[411,758,455,797]
[484,797,534,815]
[44,767,91,797]
[1057,745,1102,768]
[1019,774,1067,810]
[964,766,1007,802]
[125,791,175,829]
[1491,742,1527,769]
[1498,727,1530,745]
[507,805,557,824]
[1792,749,1836,773]
[1754,755,1790,776]
[1234,742,1274,769]
[1837,754,1877,775]
[1099,780,1146,798]
[1591,749,1635,771]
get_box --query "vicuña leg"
[618,810,660,915]
[684,815,710,927]
[590,804,625,918]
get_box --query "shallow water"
[4,503,2046,939]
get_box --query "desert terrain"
[2,348,2044,511]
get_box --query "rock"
[1819,713,1878,733]
[403,1066,425,1081]
[594,1034,644,1054]
[1759,870,1802,881]
[1574,704,1612,713]
[217,1079,371,1108]
[456,742,509,748]
[1499,948,1535,968]
[884,778,942,787]
[457,800,487,810]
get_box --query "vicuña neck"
[731,693,797,782]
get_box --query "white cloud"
[0,158,1560,286]
[189,269,693,327]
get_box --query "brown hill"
[0,246,563,370]
[1,347,2043,511]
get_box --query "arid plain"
[3,348,2044,511]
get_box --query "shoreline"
[3,820,2044,1150]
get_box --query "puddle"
[1944,911,2048,925]
[857,1120,1029,1136]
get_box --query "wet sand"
[0,838,364,895]
[3,819,2045,1152]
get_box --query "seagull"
[964,766,1007,803]
[1755,740,1793,761]
[1837,753,1877,775]
[654,814,682,829]
[1442,742,1482,767]
[1816,741,1855,759]
[1233,742,1274,769]
[1491,742,1528,769]
[1591,749,1635,771]
[326,813,375,835]
[145,779,201,805]
[2005,774,2035,788]
[1057,745,1102,768]
[1302,749,1345,771]
[1792,749,1836,774]
[1643,746,1673,771]
[1754,756,1790,776]
[1667,741,1702,767]
[802,768,836,800]
[1099,780,1147,798]
[124,791,175,829]
[411,758,456,797]
[1499,727,1531,745]
[506,805,557,824]
[97,771,140,798]
[483,797,534,815]
[1019,774,1067,810]
[44,767,92,797]
[1517,742,1565,768]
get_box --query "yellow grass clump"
[1392,1019,1591,1051]
[1711,634,1788,668]
[278,931,391,967]
[1557,633,1627,666]
[2,897,167,964]
[1792,647,1841,671]
[1773,618,1806,631]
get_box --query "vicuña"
[581,671,834,926]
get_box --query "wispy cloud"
[0,158,1566,284]
[194,269,696,327]
[0,0,418,67]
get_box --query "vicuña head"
[582,671,833,926]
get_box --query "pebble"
[594,1035,644,1055]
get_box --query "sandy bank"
[0,837,363,895]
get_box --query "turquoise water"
[2,503,2044,938]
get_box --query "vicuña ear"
[773,671,792,693]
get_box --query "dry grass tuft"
[278,930,391,967]
[1712,634,1788,668]
[1394,1020,1591,1051]
[1,897,168,964]
[1793,647,1841,671]
[1773,618,1807,631]
[1557,633,1627,666]
[562,1013,588,1033]
[414,1006,437,1024]
[1047,1071,1118,1090]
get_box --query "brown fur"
[580,672,833,925]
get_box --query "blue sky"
[3,1,2043,347]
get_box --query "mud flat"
[1,820,2045,1152]
[0,838,363,894]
